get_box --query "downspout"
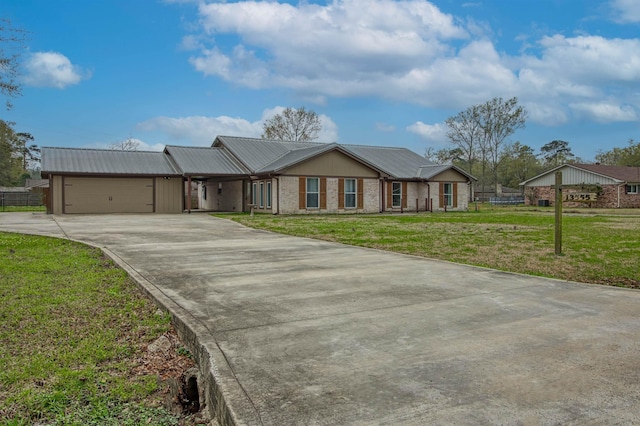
[380,178,385,213]
[617,182,626,208]
[426,182,431,212]
[273,175,280,215]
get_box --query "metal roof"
[214,136,325,172]
[41,147,180,175]
[341,144,432,179]
[164,145,249,176]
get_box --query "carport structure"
[42,146,252,215]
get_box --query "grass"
[0,232,183,425]
[217,205,640,288]
[0,206,45,213]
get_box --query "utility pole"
[555,171,562,256]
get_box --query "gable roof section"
[164,145,249,176]
[417,164,477,181]
[41,147,180,175]
[214,136,324,172]
[520,163,640,186]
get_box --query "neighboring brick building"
[520,163,640,208]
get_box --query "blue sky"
[3,0,640,161]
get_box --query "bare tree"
[445,103,482,174]
[0,19,28,110]
[109,137,140,151]
[262,107,322,141]
[478,97,527,187]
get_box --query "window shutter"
[402,182,408,208]
[357,178,364,209]
[439,182,444,208]
[453,183,458,208]
[299,177,306,209]
[320,177,327,209]
[338,178,345,209]
[387,182,392,208]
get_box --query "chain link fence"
[0,192,45,211]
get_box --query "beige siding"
[51,175,64,215]
[63,177,154,214]
[431,169,469,182]
[155,177,182,213]
[283,151,378,178]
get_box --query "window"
[443,183,453,207]
[627,184,638,194]
[306,178,320,208]
[266,181,272,208]
[392,182,402,208]
[259,182,264,208]
[345,179,356,208]
[252,182,257,205]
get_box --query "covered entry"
[63,177,154,214]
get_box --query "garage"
[42,147,183,214]
[63,176,154,214]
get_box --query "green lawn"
[0,206,45,213]
[219,206,640,288]
[0,232,181,425]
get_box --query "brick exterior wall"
[525,185,640,208]
[278,176,380,214]
[381,181,469,212]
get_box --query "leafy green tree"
[262,107,322,141]
[13,132,39,170]
[498,142,541,188]
[0,120,23,185]
[540,140,574,166]
[595,139,640,166]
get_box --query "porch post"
[187,176,192,214]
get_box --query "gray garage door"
[64,177,154,213]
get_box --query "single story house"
[520,163,640,208]
[42,136,476,214]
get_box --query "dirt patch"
[132,323,211,425]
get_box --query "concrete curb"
[100,246,264,426]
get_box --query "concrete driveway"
[2,212,640,425]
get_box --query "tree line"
[430,96,640,192]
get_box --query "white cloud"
[610,0,640,23]
[137,108,339,145]
[23,52,89,88]
[137,115,263,146]
[569,102,637,123]
[178,0,640,127]
[406,121,448,144]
